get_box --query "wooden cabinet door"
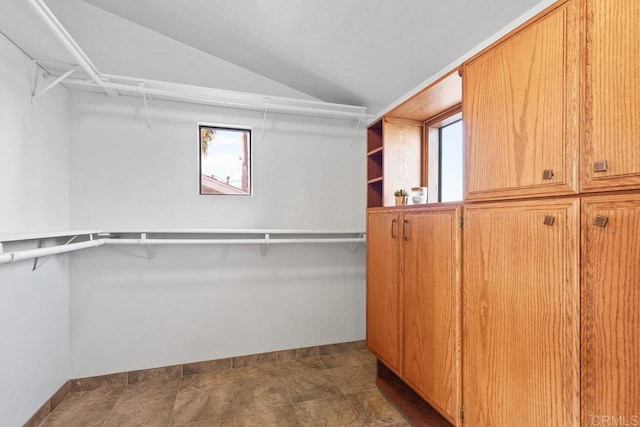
[582,1,640,191]
[463,0,579,201]
[366,209,402,374]
[582,195,640,425]
[382,118,422,207]
[402,207,461,425]
[463,199,580,426]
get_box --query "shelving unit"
[365,69,462,209]
[367,119,384,207]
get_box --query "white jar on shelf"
[411,187,428,204]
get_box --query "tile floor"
[39,350,410,426]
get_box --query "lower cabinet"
[462,199,580,425]
[366,209,402,374]
[368,196,639,424]
[582,195,640,425]
[366,206,461,424]
[402,208,461,424]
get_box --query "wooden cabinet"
[463,0,579,201]
[582,0,640,191]
[462,199,580,426]
[366,209,402,373]
[581,195,640,425]
[402,207,461,424]
[367,0,640,422]
[366,206,461,424]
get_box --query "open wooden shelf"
[366,68,462,209]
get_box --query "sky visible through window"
[201,129,248,190]
[440,120,463,202]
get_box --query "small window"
[199,125,252,195]
[425,111,463,203]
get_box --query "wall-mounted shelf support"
[351,115,364,146]
[140,233,153,260]
[139,82,152,129]
[351,233,364,254]
[261,233,270,256]
[32,234,79,271]
[32,65,81,102]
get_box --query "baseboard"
[23,381,69,427]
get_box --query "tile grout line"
[32,340,366,426]
[41,349,390,427]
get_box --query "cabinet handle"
[391,219,397,239]
[403,220,409,241]
[542,169,554,180]
[594,216,609,227]
[594,160,608,172]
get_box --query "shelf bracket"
[261,98,270,142]
[350,115,364,146]
[141,233,153,260]
[32,65,81,102]
[32,235,79,271]
[30,60,39,102]
[350,233,363,254]
[139,82,152,129]
[261,233,270,256]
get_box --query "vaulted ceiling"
[3,0,547,114]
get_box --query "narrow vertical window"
[199,125,252,195]
[438,120,463,202]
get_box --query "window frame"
[422,105,462,203]
[198,123,253,196]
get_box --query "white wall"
[68,92,365,230]
[67,91,366,376]
[69,243,365,377]
[0,44,69,233]
[1,0,366,386]
[0,35,70,426]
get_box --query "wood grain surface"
[462,199,580,426]
[402,207,461,424]
[366,210,402,374]
[383,119,422,207]
[463,0,579,200]
[582,0,640,191]
[581,195,640,425]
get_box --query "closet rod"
[0,239,105,265]
[0,233,365,265]
[104,237,365,246]
[25,0,117,96]
[64,78,370,120]
[24,0,370,120]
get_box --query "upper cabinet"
[463,0,580,201]
[582,0,640,191]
